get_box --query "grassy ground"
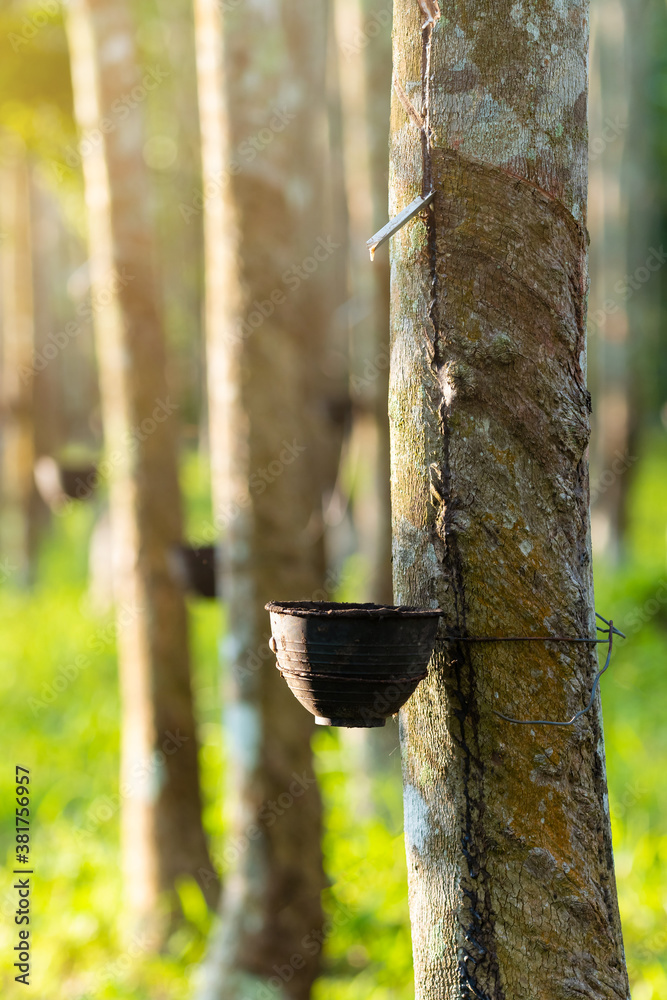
[0,436,666,999]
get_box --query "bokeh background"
[0,0,666,997]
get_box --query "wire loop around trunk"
[436,613,624,727]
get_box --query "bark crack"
[421,14,506,993]
[393,72,425,131]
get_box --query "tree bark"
[389,3,630,997]
[193,2,337,998]
[65,0,216,938]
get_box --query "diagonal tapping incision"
[393,73,425,131]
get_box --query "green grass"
[1,439,666,998]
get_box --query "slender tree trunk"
[65,0,216,938]
[588,0,636,564]
[390,3,629,997]
[620,0,651,531]
[362,0,393,606]
[325,0,352,406]
[320,1,353,558]
[333,0,394,603]
[30,176,68,472]
[194,2,338,998]
[0,138,38,582]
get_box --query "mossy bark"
[390,3,629,997]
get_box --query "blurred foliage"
[0,439,666,998]
[0,2,73,123]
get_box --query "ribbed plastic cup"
[266,601,441,727]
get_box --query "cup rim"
[265,600,442,620]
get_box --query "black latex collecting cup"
[266,601,440,727]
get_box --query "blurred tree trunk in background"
[332,0,393,604]
[194,1,342,997]
[137,0,206,445]
[623,0,658,442]
[361,0,393,606]
[647,0,667,423]
[325,0,352,457]
[588,0,637,563]
[0,137,39,583]
[30,178,68,469]
[390,2,629,997]
[65,0,216,941]
[353,0,402,787]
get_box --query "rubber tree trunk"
[65,0,216,939]
[389,3,630,997]
[0,138,39,583]
[194,2,336,998]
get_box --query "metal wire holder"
[437,613,625,727]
